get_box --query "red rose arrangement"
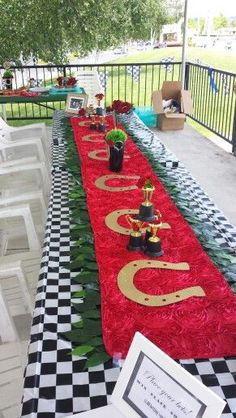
[67,76,77,86]
[57,76,64,86]
[57,76,77,87]
[78,108,86,117]
[107,99,134,114]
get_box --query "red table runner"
[71,116,236,359]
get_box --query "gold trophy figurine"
[145,211,163,257]
[90,114,97,130]
[143,184,155,207]
[126,215,146,251]
[138,178,156,221]
[98,115,106,132]
[87,104,95,117]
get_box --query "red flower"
[78,108,86,116]
[111,99,133,114]
[67,77,77,86]
[95,93,104,100]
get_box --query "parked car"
[114,47,126,54]
[153,42,167,49]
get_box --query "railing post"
[184,62,189,90]
[232,86,236,156]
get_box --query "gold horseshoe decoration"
[117,260,205,306]
[88,149,130,161]
[105,209,171,235]
[88,149,109,161]
[95,175,140,192]
[82,133,105,142]
[78,119,101,127]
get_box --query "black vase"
[109,141,125,172]
[4,78,13,89]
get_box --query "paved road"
[1,49,128,89]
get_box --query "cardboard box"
[152,81,192,131]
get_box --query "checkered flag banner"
[221,74,230,95]
[161,57,174,72]
[98,71,109,89]
[127,65,141,81]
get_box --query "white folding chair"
[0,283,18,342]
[0,251,41,343]
[0,116,51,155]
[0,204,42,256]
[0,133,51,173]
[0,157,50,200]
[77,70,104,106]
[0,341,28,417]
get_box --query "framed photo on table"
[66,93,88,115]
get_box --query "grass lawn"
[110,46,236,73]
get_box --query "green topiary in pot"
[105,128,127,172]
[3,68,13,79]
[105,128,127,147]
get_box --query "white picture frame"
[65,93,88,115]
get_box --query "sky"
[188,0,236,17]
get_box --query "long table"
[0,92,68,120]
[21,110,236,418]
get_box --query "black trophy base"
[138,203,155,222]
[96,107,104,116]
[145,229,152,244]
[90,123,97,130]
[145,238,163,257]
[98,124,106,132]
[127,234,144,251]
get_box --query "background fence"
[0,62,235,148]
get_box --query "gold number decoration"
[117,260,205,306]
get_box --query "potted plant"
[67,76,77,87]
[105,128,127,172]
[95,93,104,115]
[2,68,14,90]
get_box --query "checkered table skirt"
[21,111,236,418]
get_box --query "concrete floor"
[152,123,236,227]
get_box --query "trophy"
[98,116,106,132]
[126,215,146,251]
[145,212,163,257]
[138,178,156,221]
[89,115,97,130]
[88,104,95,117]
[95,93,104,115]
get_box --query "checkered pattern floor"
[21,111,236,418]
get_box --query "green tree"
[0,0,166,64]
[165,0,185,24]
[213,14,229,31]
[188,18,197,31]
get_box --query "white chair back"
[77,70,104,106]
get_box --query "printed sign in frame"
[111,332,225,418]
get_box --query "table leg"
[1,104,7,121]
